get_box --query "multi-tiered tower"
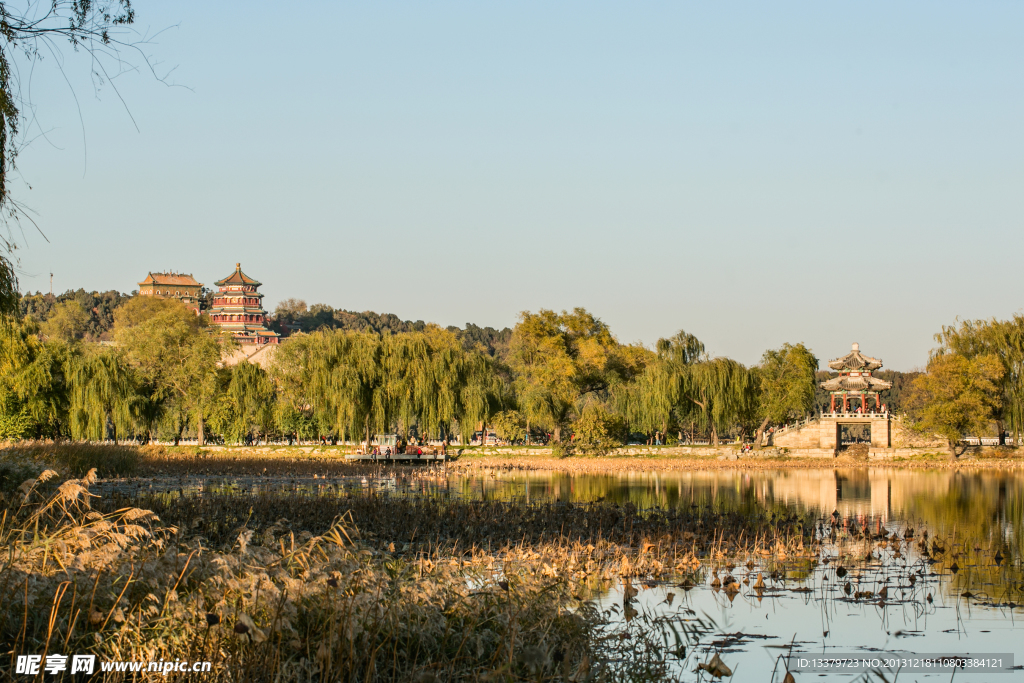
[820,342,892,414]
[208,263,280,345]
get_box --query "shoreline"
[452,453,1024,473]
[134,444,1024,474]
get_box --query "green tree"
[67,347,138,442]
[572,404,621,455]
[491,410,525,444]
[509,308,622,442]
[211,361,275,444]
[0,318,74,438]
[114,297,228,444]
[750,342,818,448]
[681,357,750,445]
[274,330,389,447]
[906,352,1003,457]
[614,330,749,446]
[274,327,503,447]
[614,331,705,443]
[41,300,91,341]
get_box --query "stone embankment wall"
[463,445,823,458]
[461,446,747,457]
[772,425,822,449]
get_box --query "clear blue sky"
[10,1,1024,370]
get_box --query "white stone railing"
[774,415,817,434]
[960,437,1017,446]
[821,410,889,418]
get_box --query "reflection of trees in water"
[462,470,809,519]
[901,471,1024,559]
[459,468,1024,557]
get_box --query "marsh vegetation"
[2,444,1022,680]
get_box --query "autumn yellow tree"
[906,352,1003,457]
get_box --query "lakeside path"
[130,445,1024,477]
[453,453,1024,473]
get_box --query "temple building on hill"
[138,272,203,314]
[208,263,280,345]
[820,342,893,413]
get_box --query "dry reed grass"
[5,470,751,681]
[3,450,1018,681]
[0,442,142,491]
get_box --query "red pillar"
[875,394,880,411]
[830,394,835,413]
[862,394,867,413]
[843,393,848,412]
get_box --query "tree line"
[18,291,513,357]
[2,295,1013,453]
[0,299,818,449]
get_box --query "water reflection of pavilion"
[591,469,916,520]
[768,469,914,521]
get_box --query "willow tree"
[509,308,621,442]
[0,318,67,438]
[613,330,708,443]
[750,342,818,448]
[612,347,670,442]
[384,326,505,446]
[679,357,749,445]
[0,2,146,314]
[455,350,506,443]
[273,330,390,446]
[67,348,138,442]
[327,332,390,446]
[210,361,275,444]
[271,332,321,440]
[0,318,76,438]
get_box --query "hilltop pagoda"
[138,272,203,314]
[821,342,892,414]
[208,263,280,345]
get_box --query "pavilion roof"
[827,342,883,372]
[139,272,202,287]
[214,263,262,287]
[820,374,893,392]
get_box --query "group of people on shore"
[361,441,448,459]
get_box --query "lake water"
[458,467,1024,681]
[104,466,1024,680]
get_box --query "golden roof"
[139,272,202,287]
[215,263,262,287]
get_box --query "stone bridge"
[772,412,891,455]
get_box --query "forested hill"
[17,290,513,358]
[20,290,130,341]
[269,299,512,359]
